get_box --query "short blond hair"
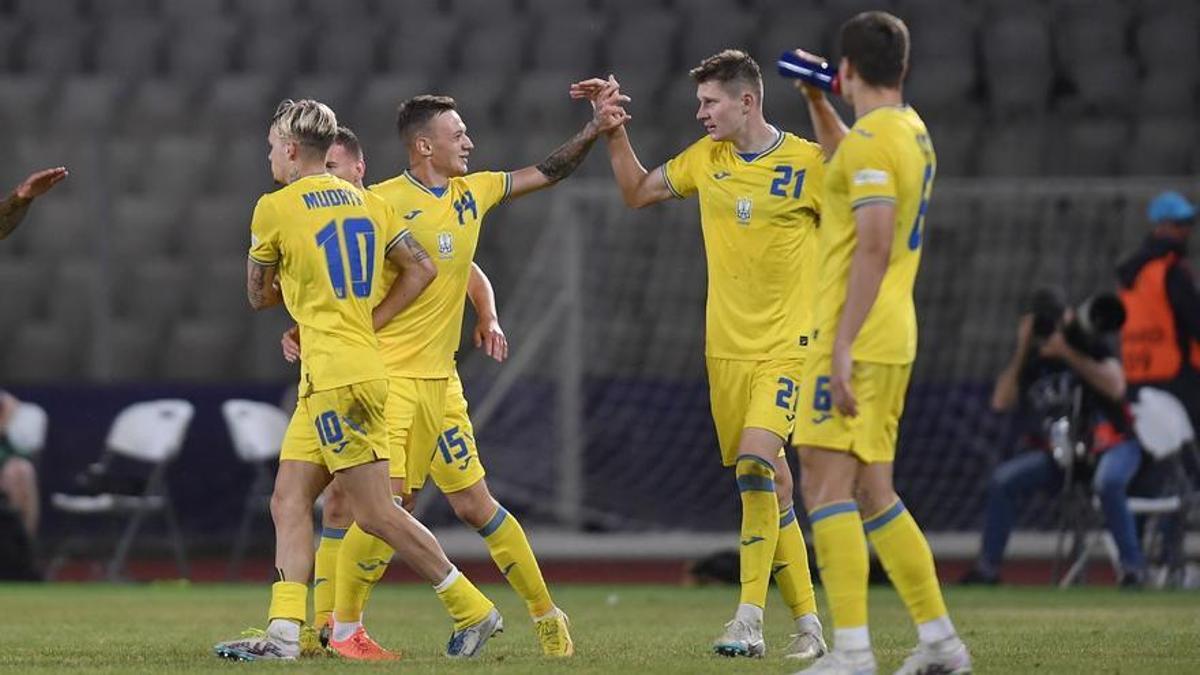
[271,98,338,155]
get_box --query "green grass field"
[0,583,1197,673]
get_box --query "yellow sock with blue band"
[864,498,955,642]
[478,504,554,618]
[312,526,345,632]
[809,500,870,651]
[773,504,817,618]
[735,455,780,609]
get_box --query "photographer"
[961,289,1148,587]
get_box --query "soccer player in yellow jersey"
[289,126,571,658]
[212,100,500,661]
[791,13,971,675]
[572,50,827,660]
[309,91,625,658]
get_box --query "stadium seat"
[531,14,604,75]
[161,0,228,22]
[602,10,680,83]
[304,0,375,28]
[0,262,46,347]
[24,196,90,260]
[95,18,164,80]
[981,14,1053,117]
[20,28,88,77]
[122,79,196,136]
[46,261,101,337]
[525,0,594,16]
[0,75,55,132]
[143,136,216,199]
[448,0,520,28]
[312,25,380,75]
[112,196,180,260]
[510,70,589,134]
[1137,14,1200,78]
[352,74,430,140]
[180,193,254,259]
[241,22,309,81]
[210,133,277,197]
[680,10,757,65]
[221,399,289,579]
[1065,57,1138,115]
[11,0,84,27]
[107,319,162,381]
[162,319,242,380]
[1048,116,1129,176]
[49,76,124,136]
[244,311,300,381]
[47,399,194,581]
[165,19,238,83]
[905,60,977,119]
[457,22,529,77]
[234,0,303,23]
[192,260,249,320]
[117,256,189,330]
[756,10,831,73]
[923,119,979,177]
[3,323,77,382]
[977,117,1049,176]
[1127,117,1197,175]
[383,15,457,80]
[201,75,279,135]
[289,74,359,121]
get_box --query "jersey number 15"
[315,218,375,299]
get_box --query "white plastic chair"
[221,399,288,579]
[6,401,48,456]
[48,399,194,581]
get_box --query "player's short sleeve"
[376,199,410,255]
[842,130,897,210]
[467,171,512,215]
[248,197,280,266]
[661,139,704,199]
[797,143,826,213]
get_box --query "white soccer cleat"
[712,617,765,658]
[793,648,877,675]
[212,628,299,661]
[445,607,504,658]
[893,638,972,675]
[784,613,828,660]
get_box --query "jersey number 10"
[315,218,375,299]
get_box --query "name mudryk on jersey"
[301,188,364,210]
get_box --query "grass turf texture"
[0,583,1197,673]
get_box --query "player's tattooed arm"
[374,229,437,330]
[507,81,630,199]
[0,167,69,240]
[246,259,283,310]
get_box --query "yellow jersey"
[812,105,935,364]
[368,170,512,377]
[663,130,824,360]
[249,173,407,393]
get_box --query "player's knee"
[270,486,310,527]
[854,483,896,517]
[322,489,352,526]
[735,455,776,494]
[1,457,34,487]
[773,464,794,503]
[449,485,496,529]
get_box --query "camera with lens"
[1028,286,1127,347]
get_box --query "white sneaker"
[785,613,828,660]
[213,628,299,661]
[445,608,504,658]
[893,638,972,675]
[793,648,877,675]
[712,617,765,658]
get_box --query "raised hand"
[14,167,69,201]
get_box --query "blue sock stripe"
[735,454,775,472]
[779,506,797,528]
[321,527,348,540]
[477,506,509,538]
[737,474,776,492]
[863,500,906,534]
[809,501,859,524]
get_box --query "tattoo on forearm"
[0,194,32,240]
[248,263,270,307]
[536,124,598,183]
[400,231,430,263]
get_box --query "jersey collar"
[403,170,449,199]
[735,126,785,163]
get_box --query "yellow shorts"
[706,357,804,467]
[384,375,447,488]
[791,351,912,464]
[279,380,389,473]
[428,370,487,494]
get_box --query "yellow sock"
[773,504,817,619]
[312,527,345,632]
[735,455,780,609]
[810,501,869,633]
[333,522,394,623]
[268,580,307,625]
[434,567,495,630]
[865,499,948,625]
[479,504,554,618]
